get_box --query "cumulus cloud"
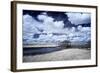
[37,12,65,33]
[77,25,83,31]
[65,12,91,25]
[23,13,91,45]
[23,14,43,44]
[37,13,47,21]
[67,26,91,42]
[54,21,64,29]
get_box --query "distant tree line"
[58,40,91,49]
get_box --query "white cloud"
[37,12,65,33]
[77,25,82,31]
[23,14,42,42]
[65,13,91,25]
[81,27,91,32]
[67,26,91,42]
[23,14,91,44]
[37,14,47,21]
[54,21,64,29]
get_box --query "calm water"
[23,47,63,56]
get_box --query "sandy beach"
[23,48,91,62]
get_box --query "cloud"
[54,21,64,29]
[65,12,91,25]
[23,14,42,43]
[37,14,47,21]
[67,26,91,42]
[77,25,82,31]
[23,13,91,45]
[37,12,65,33]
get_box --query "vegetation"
[58,40,71,48]
[58,40,91,49]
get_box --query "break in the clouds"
[23,11,91,45]
[65,12,91,25]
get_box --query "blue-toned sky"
[23,10,91,44]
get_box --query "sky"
[23,10,91,45]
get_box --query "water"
[23,47,63,56]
